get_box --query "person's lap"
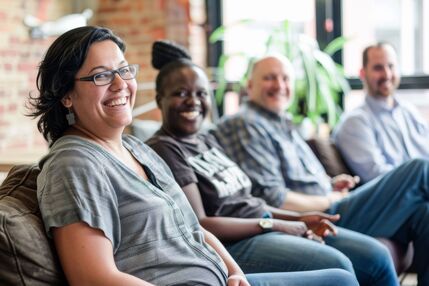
[328,158,429,283]
[245,269,358,286]
[225,229,398,286]
[329,158,429,237]
[225,232,353,274]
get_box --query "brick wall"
[0,0,201,166]
[0,0,74,164]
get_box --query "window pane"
[342,0,429,77]
[342,0,429,124]
[221,0,316,81]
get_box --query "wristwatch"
[258,218,273,232]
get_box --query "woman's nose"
[110,73,127,90]
[185,93,201,106]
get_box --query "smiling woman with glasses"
[76,64,139,86]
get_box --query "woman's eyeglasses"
[76,64,139,86]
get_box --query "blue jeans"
[225,232,353,273]
[226,230,397,286]
[329,158,429,285]
[246,269,359,286]
[325,227,398,286]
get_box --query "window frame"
[206,0,429,91]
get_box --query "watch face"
[259,218,273,230]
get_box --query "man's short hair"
[362,42,396,67]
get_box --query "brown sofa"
[0,164,66,285]
[306,137,414,275]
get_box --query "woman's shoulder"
[145,130,183,149]
[39,136,104,169]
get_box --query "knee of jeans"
[370,240,395,269]
[333,270,360,286]
[330,251,355,274]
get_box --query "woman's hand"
[299,212,340,237]
[227,274,250,286]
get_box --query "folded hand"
[299,212,340,237]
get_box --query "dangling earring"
[66,108,76,125]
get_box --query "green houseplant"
[209,19,350,128]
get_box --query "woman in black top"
[146,40,361,286]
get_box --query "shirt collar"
[246,100,292,122]
[365,94,399,112]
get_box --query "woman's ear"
[61,94,73,108]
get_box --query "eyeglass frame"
[75,64,139,86]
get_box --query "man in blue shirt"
[333,43,429,183]
[213,54,429,285]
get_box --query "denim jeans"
[329,158,429,285]
[325,227,398,286]
[226,229,397,286]
[245,269,359,286]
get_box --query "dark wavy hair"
[151,40,195,96]
[28,26,125,145]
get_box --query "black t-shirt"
[146,129,267,218]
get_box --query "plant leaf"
[323,36,348,56]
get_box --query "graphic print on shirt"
[187,147,252,198]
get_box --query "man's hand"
[227,274,250,286]
[299,212,340,237]
[332,174,360,192]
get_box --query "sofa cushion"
[306,138,353,177]
[0,164,66,285]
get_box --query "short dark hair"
[362,42,395,67]
[28,26,125,145]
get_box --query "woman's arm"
[182,183,308,240]
[182,183,264,240]
[202,228,249,286]
[53,222,153,286]
[267,204,340,238]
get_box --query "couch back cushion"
[306,138,353,177]
[0,164,66,285]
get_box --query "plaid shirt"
[212,101,332,207]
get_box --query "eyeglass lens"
[94,65,138,85]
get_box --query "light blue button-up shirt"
[333,95,429,183]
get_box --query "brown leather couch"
[306,137,414,275]
[0,164,66,285]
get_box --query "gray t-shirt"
[37,135,228,285]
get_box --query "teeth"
[106,97,127,107]
[181,111,200,119]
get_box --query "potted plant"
[209,19,350,131]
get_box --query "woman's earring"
[66,108,76,125]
